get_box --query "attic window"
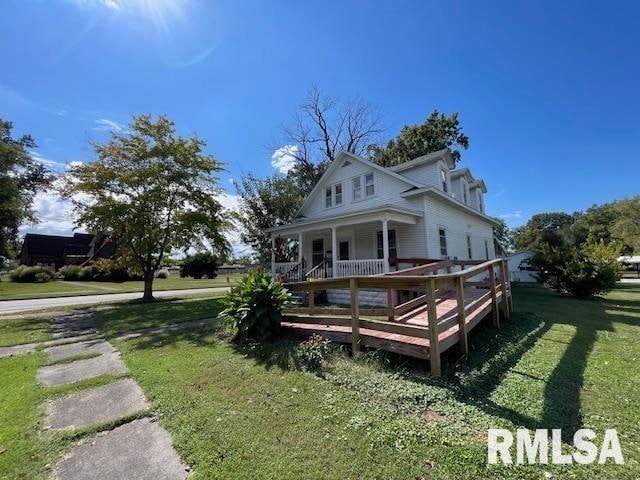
[341,160,351,167]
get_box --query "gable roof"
[389,148,454,172]
[469,179,487,193]
[450,167,474,182]
[295,150,424,218]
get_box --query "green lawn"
[1,284,638,479]
[0,273,240,301]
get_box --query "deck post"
[499,259,510,320]
[426,278,441,377]
[488,264,500,328]
[350,278,360,356]
[331,226,337,278]
[455,276,469,355]
[386,289,395,321]
[308,288,315,316]
[381,217,390,273]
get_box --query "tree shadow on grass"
[393,285,638,441]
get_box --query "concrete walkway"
[33,311,189,479]
[0,286,229,314]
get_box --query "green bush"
[532,242,620,299]
[180,252,219,279]
[155,269,169,279]
[59,265,91,281]
[9,265,55,283]
[220,268,291,341]
[296,334,334,370]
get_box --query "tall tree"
[0,118,51,261]
[512,212,576,252]
[492,217,514,253]
[369,110,469,167]
[235,173,306,264]
[281,85,383,192]
[62,115,229,301]
[611,197,640,254]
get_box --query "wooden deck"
[281,258,513,376]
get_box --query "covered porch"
[268,206,423,282]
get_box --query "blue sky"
[2,0,639,251]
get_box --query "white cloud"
[227,177,234,185]
[19,190,76,237]
[93,118,125,132]
[29,150,64,170]
[102,0,120,9]
[499,210,522,219]
[271,145,298,174]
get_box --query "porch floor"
[281,287,503,360]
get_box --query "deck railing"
[335,259,386,277]
[283,257,512,377]
[273,261,305,283]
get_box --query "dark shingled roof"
[21,233,94,259]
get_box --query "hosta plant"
[221,268,291,341]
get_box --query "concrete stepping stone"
[0,343,36,359]
[45,379,150,429]
[116,318,216,340]
[37,352,127,387]
[45,339,115,363]
[56,417,189,480]
[41,333,103,347]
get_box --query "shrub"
[88,258,143,282]
[180,252,219,279]
[9,265,55,283]
[220,269,291,341]
[155,269,169,279]
[59,265,91,281]
[532,242,620,299]
[296,334,334,370]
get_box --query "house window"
[339,241,349,261]
[441,169,448,193]
[365,173,374,196]
[467,234,473,259]
[439,228,448,257]
[325,187,332,208]
[462,182,468,204]
[376,230,397,259]
[335,183,342,205]
[479,194,484,212]
[352,177,361,201]
[484,239,490,259]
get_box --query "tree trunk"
[142,272,154,302]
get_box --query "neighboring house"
[266,149,500,295]
[507,250,538,283]
[217,264,250,274]
[19,233,115,270]
[618,255,640,278]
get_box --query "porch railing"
[273,261,305,282]
[335,259,386,277]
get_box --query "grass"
[1,285,638,478]
[0,273,239,301]
[0,316,51,346]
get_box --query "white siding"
[397,160,450,192]
[424,197,495,261]
[299,160,418,219]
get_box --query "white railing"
[335,259,386,277]
[273,262,304,282]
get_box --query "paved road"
[0,287,230,314]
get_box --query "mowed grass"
[1,285,638,478]
[0,273,239,301]
[0,316,51,346]
[108,284,640,479]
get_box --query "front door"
[312,239,324,267]
[338,240,350,261]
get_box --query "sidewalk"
[0,287,229,314]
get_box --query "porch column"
[271,235,276,275]
[331,226,337,277]
[382,217,390,273]
[298,232,303,264]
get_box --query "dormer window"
[441,168,448,193]
[462,182,468,204]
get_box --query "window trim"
[438,227,448,258]
[376,229,398,259]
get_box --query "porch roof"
[266,205,422,236]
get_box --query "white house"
[267,149,500,289]
[507,250,538,283]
